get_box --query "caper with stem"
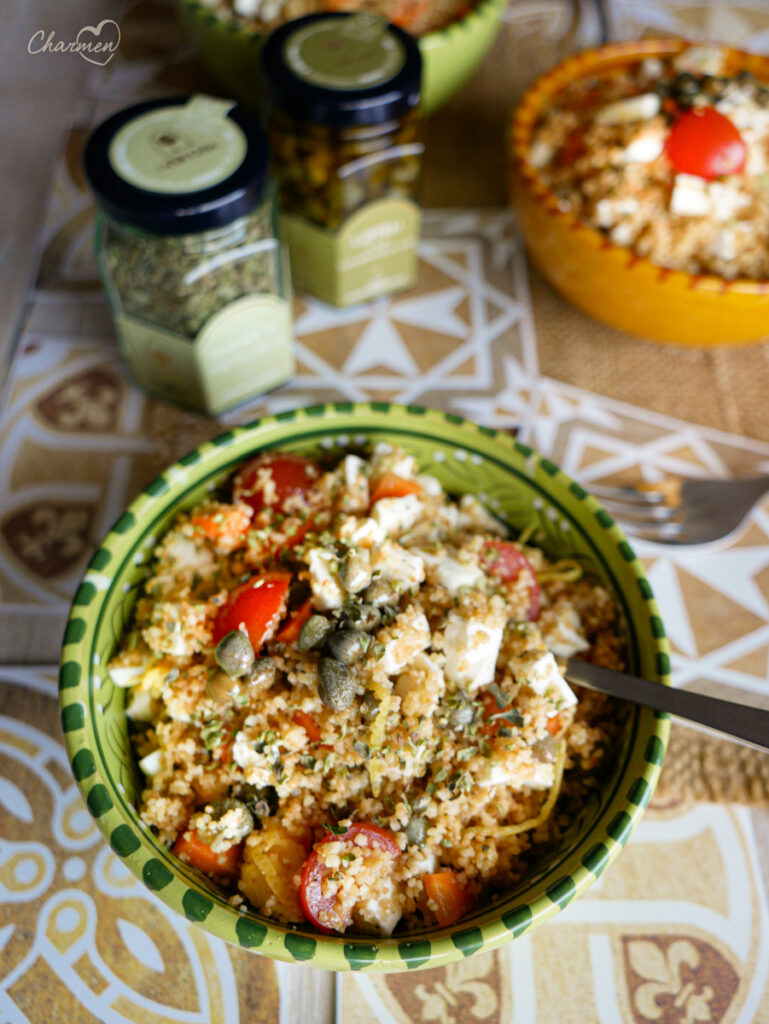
[215,630,255,678]
[342,602,381,633]
[244,656,277,689]
[363,578,399,607]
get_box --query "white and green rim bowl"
[177,0,509,115]
[59,403,670,972]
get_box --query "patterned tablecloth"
[3,1,769,1022]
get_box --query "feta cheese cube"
[164,534,215,575]
[708,181,749,222]
[336,515,386,547]
[478,757,554,790]
[443,609,505,690]
[371,442,417,480]
[379,608,430,676]
[620,129,664,164]
[510,650,577,710]
[126,688,154,722]
[595,92,660,125]
[356,874,403,936]
[529,138,555,169]
[109,661,145,688]
[542,607,590,659]
[674,46,726,77]
[416,548,484,595]
[138,750,163,776]
[415,474,443,497]
[371,541,425,589]
[372,494,423,536]
[307,548,345,610]
[670,174,710,217]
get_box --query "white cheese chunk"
[372,494,423,536]
[126,688,154,722]
[443,609,504,690]
[529,138,555,168]
[307,548,345,610]
[458,494,507,536]
[109,662,145,688]
[511,650,577,711]
[336,515,386,548]
[371,541,425,589]
[542,607,590,659]
[138,750,163,776]
[620,129,664,164]
[415,548,484,595]
[478,757,554,790]
[371,442,417,480]
[164,534,216,574]
[670,174,710,217]
[415,473,443,497]
[595,92,660,125]
[344,453,365,486]
[595,196,640,229]
[379,608,431,676]
[355,874,403,936]
[708,181,749,223]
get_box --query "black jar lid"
[262,13,421,128]
[83,95,269,235]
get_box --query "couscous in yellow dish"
[111,444,623,935]
[530,45,769,279]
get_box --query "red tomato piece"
[299,824,401,934]
[274,599,313,645]
[546,714,563,737]
[212,571,290,650]
[369,472,423,505]
[423,871,473,927]
[480,540,541,620]
[173,828,243,881]
[665,107,746,180]
[234,453,318,516]
[292,709,323,744]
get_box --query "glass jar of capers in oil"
[262,13,423,307]
[83,95,294,415]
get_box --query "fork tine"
[615,519,689,543]
[597,500,681,524]
[588,483,667,505]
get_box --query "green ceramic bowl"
[60,404,670,972]
[177,0,508,115]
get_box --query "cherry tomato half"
[665,107,746,180]
[480,540,541,620]
[299,823,401,934]
[234,454,318,515]
[212,571,290,650]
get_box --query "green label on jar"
[283,15,405,90]
[116,295,294,415]
[281,198,420,307]
[108,95,247,194]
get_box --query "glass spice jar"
[83,95,294,416]
[262,13,424,307]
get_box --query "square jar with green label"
[84,94,295,415]
[262,13,424,308]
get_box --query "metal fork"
[588,476,769,545]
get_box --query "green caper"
[363,578,399,607]
[327,628,369,666]
[298,614,333,652]
[411,794,429,814]
[339,549,372,594]
[207,798,254,841]
[405,817,427,846]
[245,656,277,689]
[215,630,255,678]
[318,657,355,711]
[352,739,370,760]
[238,784,278,821]
[206,670,238,704]
[342,602,381,633]
[449,704,475,729]
[360,689,380,721]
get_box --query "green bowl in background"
[60,403,669,972]
[177,0,508,115]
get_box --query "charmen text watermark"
[28,19,120,66]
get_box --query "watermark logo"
[28,19,120,65]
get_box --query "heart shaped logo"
[75,18,120,66]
